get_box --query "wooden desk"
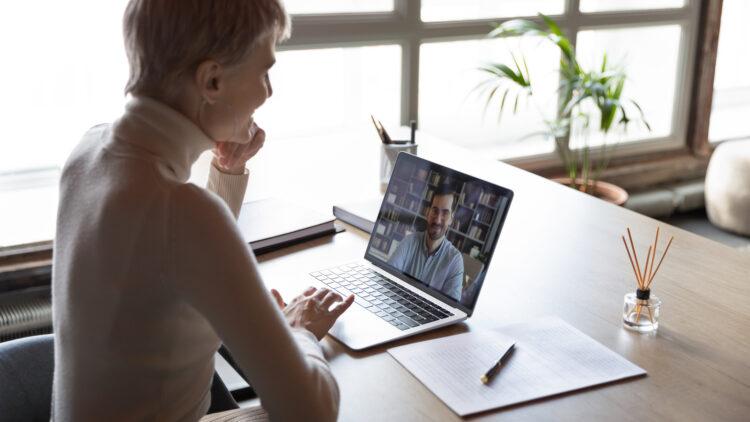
[228,130,750,421]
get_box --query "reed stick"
[649,227,660,283]
[635,303,643,323]
[642,246,652,289]
[647,236,674,288]
[622,236,641,287]
[627,228,644,287]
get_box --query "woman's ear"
[195,59,223,104]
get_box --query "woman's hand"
[212,122,266,175]
[270,287,355,341]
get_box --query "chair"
[0,334,54,422]
[0,335,251,420]
[705,139,750,236]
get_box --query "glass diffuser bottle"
[620,227,673,334]
[623,288,661,332]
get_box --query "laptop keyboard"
[310,263,454,331]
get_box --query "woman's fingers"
[302,286,317,296]
[220,142,239,166]
[320,291,343,309]
[270,289,286,309]
[312,288,330,301]
[329,295,355,317]
[213,125,266,171]
[236,131,265,164]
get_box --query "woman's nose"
[265,74,273,98]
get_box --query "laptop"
[309,153,513,350]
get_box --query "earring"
[197,98,239,143]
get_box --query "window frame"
[284,0,715,189]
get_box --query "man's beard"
[428,224,445,240]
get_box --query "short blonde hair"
[123,0,290,97]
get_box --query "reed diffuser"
[621,227,674,333]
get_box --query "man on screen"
[388,185,464,301]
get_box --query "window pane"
[579,0,685,13]
[419,38,559,158]
[710,0,750,142]
[571,25,682,148]
[284,0,393,15]
[0,1,129,174]
[0,170,59,247]
[421,0,564,22]
[254,45,401,139]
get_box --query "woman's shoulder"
[170,183,236,225]
[61,123,111,176]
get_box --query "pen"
[481,343,515,385]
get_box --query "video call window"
[367,155,511,309]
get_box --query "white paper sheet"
[388,317,646,416]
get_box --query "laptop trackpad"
[329,304,397,350]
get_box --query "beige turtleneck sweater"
[52,97,339,421]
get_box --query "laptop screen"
[365,153,513,315]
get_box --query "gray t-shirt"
[387,231,464,301]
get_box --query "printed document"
[388,317,646,416]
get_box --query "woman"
[51,1,353,420]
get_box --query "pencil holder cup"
[380,143,418,191]
[622,289,661,333]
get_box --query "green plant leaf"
[619,105,631,129]
[521,53,531,86]
[483,84,500,118]
[488,19,542,38]
[499,89,510,118]
[479,63,531,88]
[479,12,650,184]
[562,92,591,117]
[540,13,563,36]
[630,100,652,131]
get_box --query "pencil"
[371,114,386,144]
[378,118,393,144]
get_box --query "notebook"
[237,198,338,255]
[332,197,382,234]
[388,317,646,416]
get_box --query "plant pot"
[552,177,629,206]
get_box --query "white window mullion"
[398,0,421,126]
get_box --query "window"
[572,25,683,148]
[0,1,720,248]
[709,0,750,142]
[0,1,129,175]
[286,1,700,164]
[0,1,705,174]
[256,45,401,139]
[419,37,558,157]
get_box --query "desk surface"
[224,130,750,421]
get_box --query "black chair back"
[0,334,54,422]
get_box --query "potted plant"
[474,14,650,205]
